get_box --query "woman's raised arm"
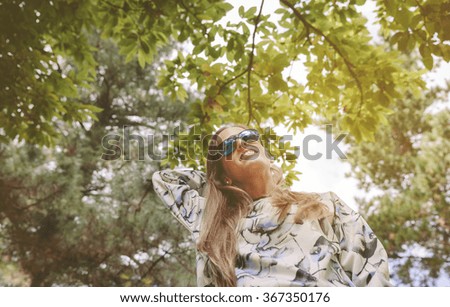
[152,169,207,233]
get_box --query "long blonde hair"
[197,124,331,286]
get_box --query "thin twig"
[14,186,62,211]
[247,0,265,126]
[280,0,364,113]
[218,70,248,94]
[413,0,426,13]
[412,0,428,40]
[134,184,152,214]
[142,248,172,277]
[103,0,124,11]
[170,252,197,275]
[388,254,450,262]
[82,185,107,196]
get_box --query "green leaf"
[422,55,434,70]
[82,104,103,114]
[384,83,401,99]
[197,14,213,20]
[215,95,227,105]
[440,45,450,61]
[245,7,257,19]
[272,54,290,73]
[125,48,137,63]
[419,43,434,70]
[384,0,397,16]
[192,44,205,55]
[176,86,188,102]
[419,43,431,59]
[140,39,150,54]
[390,32,404,45]
[216,2,234,12]
[376,91,391,107]
[137,49,146,68]
[155,31,168,43]
[268,74,288,92]
[238,5,245,18]
[398,32,410,52]
[410,14,422,29]
[415,29,427,41]
[274,8,288,14]
[395,9,411,29]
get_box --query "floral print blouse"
[152,169,392,287]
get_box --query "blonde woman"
[152,124,392,287]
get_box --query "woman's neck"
[239,169,275,201]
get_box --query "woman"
[152,124,392,287]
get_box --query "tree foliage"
[1,0,449,166]
[1,0,449,286]
[0,39,197,286]
[376,0,450,69]
[345,79,449,286]
[0,0,101,146]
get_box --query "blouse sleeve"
[330,192,392,286]
[152,169,206,234]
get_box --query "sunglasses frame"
[218,129,260,157]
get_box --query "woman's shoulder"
[316,191,354,223]
[317,191,338,212]
[317,191,360,223]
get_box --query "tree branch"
[143,248,172,277]
[14,186,62,211]
[388,254,450,262]
[134,183,153,214]
[114,118,157,130]
[216,1,265,124]
[413,0,426,14]
[246,0,265,126]
[280,0,364,112]
[170,251,197,276]
[218,70,248,94]
[82,185,107,196]
[412,0,428,38]
[103,1,126,11]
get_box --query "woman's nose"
[235,138,244,151]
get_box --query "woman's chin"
[240,157,271,170]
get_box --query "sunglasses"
[218,129,260,156]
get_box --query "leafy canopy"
[1,0,449,172]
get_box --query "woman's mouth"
[240,147,259,160]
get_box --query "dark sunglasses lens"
[222,138,235,156]
[220,130,259,156]
[241,130,259,142]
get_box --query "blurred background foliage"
[0,0,448,285]
[345,79,449,286]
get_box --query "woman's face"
[216,127,272,186]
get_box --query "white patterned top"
[152,169,392,287]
